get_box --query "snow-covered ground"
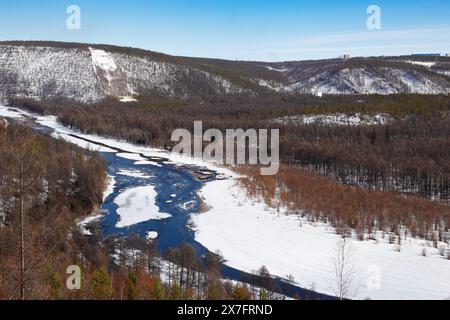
[89,48,137,102]
[51,132,116,153]
[255,79,284,92]
[103,175,117,202]
[192,179,450,300]
[1,44,449,104]
[90,48,119,73]
[0,106,26,119]
[263,66,288,72]
[405,60,436,68]
[282,67,450,95]
[114,186,171,228]
[77,175,116,235]
[0,45,106,103]
[0,106,229,173]
[77,214,103,236]
[119,96,138,103]
[0,44,248,102]
[2,104,449,300]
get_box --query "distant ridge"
[0,41,449,103]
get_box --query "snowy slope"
[111,52,246,98]
[0,43,249,102]
[274,112,392,126]
[0,45,105,103]
[406,60,436,68]
[89,48,136,102]
[282,67,450,95]
[0,42,449,102]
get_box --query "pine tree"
[126,272,139,300]
[91,269,111,300]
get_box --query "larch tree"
[333,236,358,300]
[10,127,45,300]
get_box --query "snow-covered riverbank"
[193,179,450,300]
[0,105,232,172]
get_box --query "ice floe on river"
[117,169,153,179]
[146,231,159,241]
[114,186,171,228]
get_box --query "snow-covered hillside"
[0,42,449,102]
[111,52,246,98]
[0,45,105,103]
[0,43,248,103]
[281,67,450,95]
[89,48,136,102]
[274,112,392,126]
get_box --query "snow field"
[192,179,450,300]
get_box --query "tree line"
[10,94,450,201]
[237,166,450,244]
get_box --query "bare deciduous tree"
[333,236,358,300]
[12,128,44,300]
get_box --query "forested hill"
[0,41,449,103]
[0,122,107,299]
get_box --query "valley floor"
[194,178,450,300]
[1,105,449,300]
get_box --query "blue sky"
[0,0,449,61]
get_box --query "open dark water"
[98,151,333,300]
[100,151,205,248]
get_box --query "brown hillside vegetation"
[0,123,106,299]
[236,166,450,242]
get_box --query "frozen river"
[0,105,331,300]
